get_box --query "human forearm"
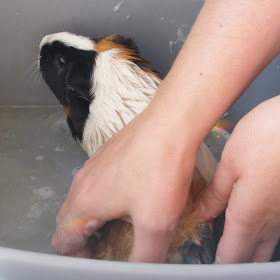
[150,0,280,146]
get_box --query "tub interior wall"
[1,0,279,126]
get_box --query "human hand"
[195,96,280,264]
[51,99,199,263]
[51,0,280,262]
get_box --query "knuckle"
[138,215,179,236]
[208,182,227,204]
[71,193,86,209]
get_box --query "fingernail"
[196,200,206,221]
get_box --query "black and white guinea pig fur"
[39,32,220,264]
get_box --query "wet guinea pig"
[39,32,218,264]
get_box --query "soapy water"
[26,201,47,220]
[50,117,69,133]
[0,107,87,252]
[24,186,63,224]
[160,17,175,24]
[33,186,55,200]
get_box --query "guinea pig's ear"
[66,61,91,97]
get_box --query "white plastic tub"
[1,1,280,279]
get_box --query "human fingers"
[67,246,92,258]
[215,180,280,264]
[53,164,108,255]
[250,230,280,262]
[129,218,177,263]
[55,168,90,227]
[52,215,104,255]
[194,158,238,222]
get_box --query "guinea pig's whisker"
[24,60,39,77]
[32,71,42,104]
[31,71,39,100]
[25,63,40,88]
[30,67,40,81]
[78,95,91,103]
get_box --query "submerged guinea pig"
[39,32,219,264]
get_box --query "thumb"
[194,160,237,222]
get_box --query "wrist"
[146,81,221,149]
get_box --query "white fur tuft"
[82,49,161,156]
[39,32,95,51]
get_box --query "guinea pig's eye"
[56,55,66,67]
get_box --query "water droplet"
[55,145,64,152]
[114,0,124,12]
[169,41,174,55]
[72,166,82,176]
[35,155,45,160]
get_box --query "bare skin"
[196,96,280,264]
[52,0,280,263]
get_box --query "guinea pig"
[39,32,218,264]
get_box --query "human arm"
[52,0,280,262]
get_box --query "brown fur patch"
[62,105,71,117]
[95,36,138,58]
[95,35,160,80]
